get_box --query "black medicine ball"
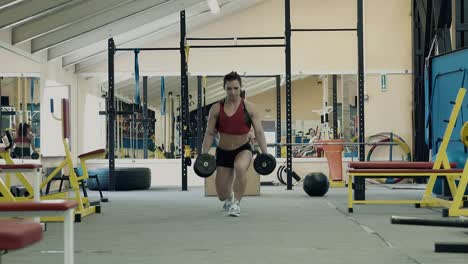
[303,172,329,197]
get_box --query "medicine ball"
[303,172,329,197]
[31,152,40,159]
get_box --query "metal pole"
[189,44,285,48]
[332,75,338,139]
[187,36,285,40]
[356,0,365,200]
[285,0,293,190]
[204,75,279,78]
[197,76,203,152]
[107,38,116,191]
[391,216,468,228]
[180,10,188,191]
[291,28,357,32]
[0,78,2,133]
[143,76,148,159]
[116,47,179,51]
[203,86,206,137]
[276,75,281,158]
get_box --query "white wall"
[0,0,414,182]
[83,0,411,75]
[76,77,106,154]
[40,81,69,157]
[0,47,40,76]
[81,0,413,150]
[38,60,106,161]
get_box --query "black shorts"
[13,147,31,158]
[216,142,253,168]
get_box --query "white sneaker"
[222,192,234,212]
[228,201,240,217]
[222,199,232,212]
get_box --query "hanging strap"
[185,45,190,64]
[161,76,166,115]
[30,78,35,119]
[134,49,141,106]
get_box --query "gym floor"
[4,186,467,264]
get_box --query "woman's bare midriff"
[218,133,250,150]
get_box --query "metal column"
[356,0,365,200]
[197,76,203,152]
[332,75,338,139]
[180,10,188,191]
[456,0,468,48]
[0,78,2,133]
[285,0,293,190]
[107,38,116,191]
[276,75,282,158]
[142,76,148,159]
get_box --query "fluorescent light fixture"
[0,0,23,11]
[206,0,220,14]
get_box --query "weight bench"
[77,148,108,203]
[347,88,468,216]
[0,200,78,264]
[347,161,467,216]
[0,219,43,263]
[0,164,42,210]
[348,161,457,170]
[1,100,105,222]
[45,148,108,205]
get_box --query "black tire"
[85,168,108,190]
[87,167,151,191]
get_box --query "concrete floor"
[3,184,468,264]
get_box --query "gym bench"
[45,148,108,204]
[0,200,78,264]
[0,219,43,264]
[347,88,468,217]
[347,161,466,215]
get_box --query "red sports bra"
[215,99,252,135]
[14,136,32,144]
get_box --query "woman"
[201,72,268,217]
[13,123,36,159]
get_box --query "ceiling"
[0,0,307,109]
[109,74,309,110]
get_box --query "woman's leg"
[233,150,253,202]
[215,166,235,201]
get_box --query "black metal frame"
[413,0,453,166]
[276,75,281,158]
[284,0,293,190]
[105,27,181,191]
[292,28,357,32]
[284,0,365,193]
[187,36,284,40]
[201,75,279,78]
[332,75,338,139]
[106,2,367,192]
[197,76,203,153]
[456,0,468,48]
[189,44,285,48]
[142,76,148,159]
[107,38,116,191]
[180,10,189,191]
[356,0,365,199]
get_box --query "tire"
[87,167,151,191]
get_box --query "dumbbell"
[31,151,40,159]
[194,152,277,177]
[253,153,276,175]
[194,153,216,178]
